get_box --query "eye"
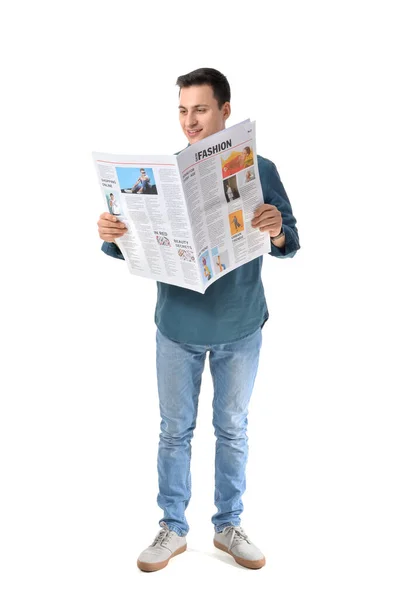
[197,108,206,113]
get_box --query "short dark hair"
[176,68,230,109]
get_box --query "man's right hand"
[97,212,128,243]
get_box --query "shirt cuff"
[269,224,300,258]
[101,241,125,260]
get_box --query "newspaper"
[93,120,271,294]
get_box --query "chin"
[190,133,207,145]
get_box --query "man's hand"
[251,204,282,236]
[97,212,128,243]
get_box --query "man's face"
[179,85,230,145]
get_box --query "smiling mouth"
[187,129,202,136]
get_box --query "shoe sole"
[137,544,187,572]
[213,540,266,569]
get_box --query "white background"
[1,0,399,598]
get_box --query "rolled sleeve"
[270,222,299,258]
[101,241,125,260]
[259,158,300,259]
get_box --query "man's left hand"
[251,204,282,236]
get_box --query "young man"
[97,68,300,572]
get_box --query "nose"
[186,111,198,128]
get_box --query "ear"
[223,102,231,121]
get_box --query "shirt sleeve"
[101,241,125,260]
[264,161,300,259]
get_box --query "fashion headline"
[195,139,232,162]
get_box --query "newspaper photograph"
[92,120,271,294]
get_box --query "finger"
[99,229,126,237]
[99,225,127,233]
[253,204,274,217]
[98,228,127,238]
[253,206,264,218]
[255,222,280,232]
[252,208,276,224]
[253,207,270,219]
[98,219,127,229]
[100,212,119,221]
[252,215,278,228]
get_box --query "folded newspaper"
[93,120,271,294]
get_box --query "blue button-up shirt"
[101,155,300,344]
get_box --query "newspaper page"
[176,120,271,292]
[93,120,271,294]
[92,153,203,292]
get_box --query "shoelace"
[152,522,173,546]
[224,526,251,550]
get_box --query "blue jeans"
[133,179,149,193]
[155,326,263,536]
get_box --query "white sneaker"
[137,522,187,572]
[214,525,266,569]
